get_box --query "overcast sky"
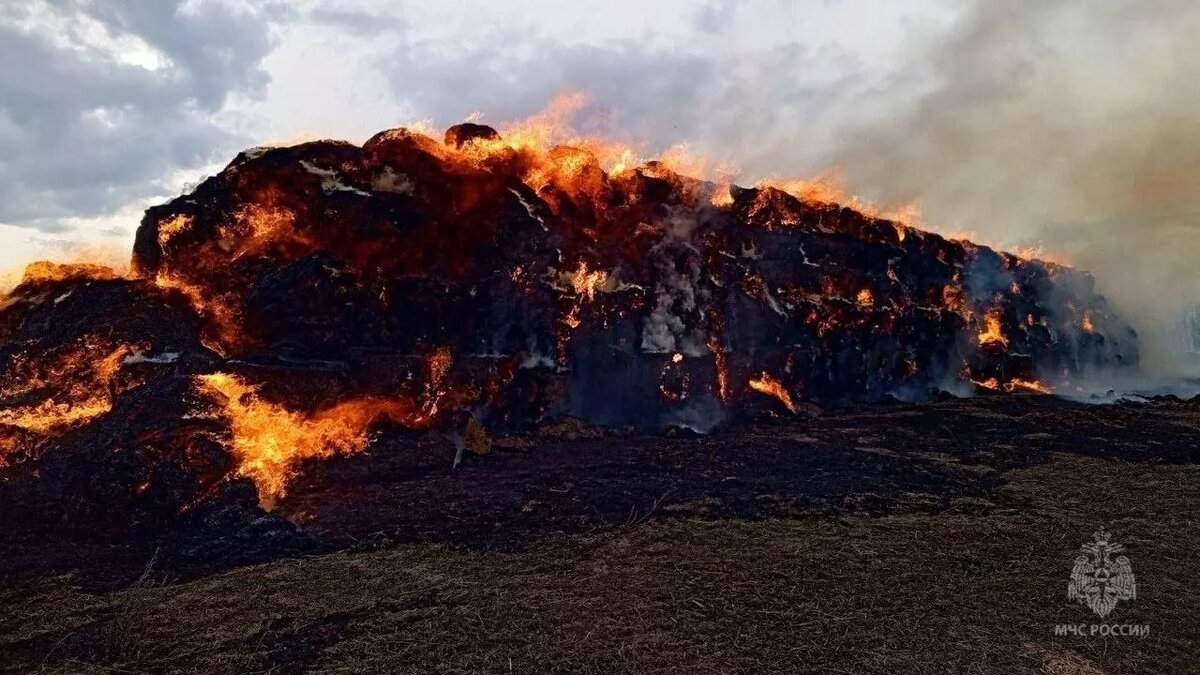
[0,0,959,266]
[2,0,1199,358]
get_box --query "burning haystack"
[0,121,1137,536]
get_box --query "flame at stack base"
[195,372,418,506]
[0,120,1138,513]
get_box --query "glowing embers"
[748,372,799,414]
[971,376,1054,394]
[156,213,194,250]
[417,346,454,424]
[20,261,121,285]
[939,283,969,317]
[555,261,616,351]
[0,341,133,436]
[232,203,300,252]
[1082,311,1096,332]
[658,352,691,402]
[706,333,731,404]
[566,261,610,302]
[562,308,583,331]
[196,373,416,504]
[153,271,240,353]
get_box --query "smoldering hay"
[755,0,1200,376]
[0,118,1137,531]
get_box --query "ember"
[0,340,132,437]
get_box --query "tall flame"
[977,310,1009,348]
[196,373,415,505]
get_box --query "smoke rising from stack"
[418,1,1198,379]
[792,0,1200,376]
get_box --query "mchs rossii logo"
[1055,528,1148,637]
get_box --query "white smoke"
[640,209,706,355]
[788,0,1200,377]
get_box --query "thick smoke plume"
[805,0,1200,375]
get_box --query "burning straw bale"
[0,121,1139,531]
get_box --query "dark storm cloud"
[0,0,284,229]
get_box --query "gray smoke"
[399,2,1200,376]
[794,0,1200,376]
[640,209,706,355]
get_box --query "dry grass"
[3,450,1198,674]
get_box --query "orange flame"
[567,261,610,301]
[971,376,1053,394]
[19,261,121,285]
[971,377,1000,391]
[710,183,735,207]
[1082,311,1095,332]
[156,214,193,250]
[759,170,923,226]
[0,342,132,436]
[748,372,798,414]
[1006,378,1054,394]
[977,310,1009,348]
[153,272,240,353]
[197,372,416,505]
[1013,245,1071,267]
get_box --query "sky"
[2,0,1198,368]
[0,0,957,267]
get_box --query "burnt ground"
[3,394,1200,673]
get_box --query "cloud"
[0,0,931,232]
[692,0,742,34]
[377,32,894,173]
[382,39,715,149]
[0,0,283,230]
